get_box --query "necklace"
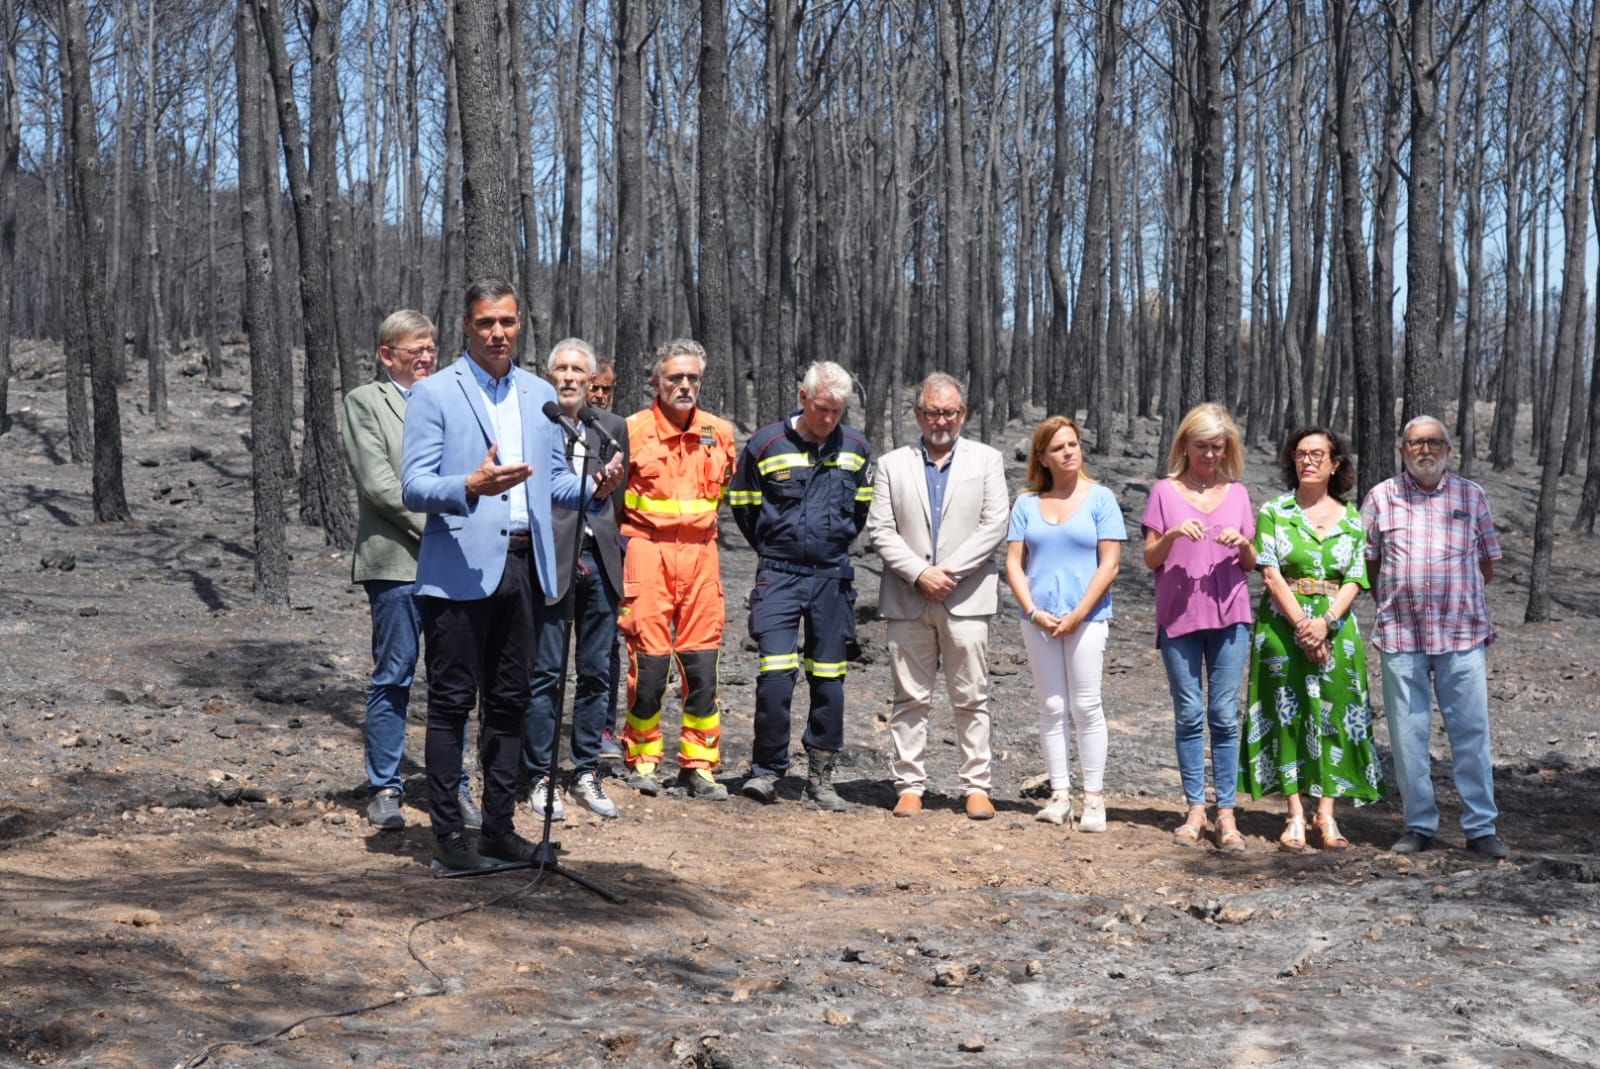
[1181,474,1219,492]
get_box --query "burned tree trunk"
[60,0,130,521]
[234,0,289,606]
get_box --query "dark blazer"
[549,407,629,601]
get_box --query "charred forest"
[0,0,1598,619]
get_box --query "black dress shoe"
[479,830,538,865]
[1390,831,1434,854]
[1465,834,1509,859]
[433,831,486,871]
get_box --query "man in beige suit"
[867,373,1010,820]
[341,310,474,830]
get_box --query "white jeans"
[1020,618,1108,793]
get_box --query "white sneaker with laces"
[1078,793,1107,833]
[570,771,619,819]
[528,776,566,822]
[1035,790,1073,825]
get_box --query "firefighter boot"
[804,745,847,812]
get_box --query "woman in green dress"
[1240,426,1383,850]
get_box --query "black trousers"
[420,543,537,841]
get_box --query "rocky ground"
[1,342,1598,1069]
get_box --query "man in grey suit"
[341,310,477,830]
[867,373,1010,820]
[401,279,622,870]
[522,338,630,821]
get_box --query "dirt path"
[2,344,1598,1067]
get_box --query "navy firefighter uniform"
[729,415,875,780]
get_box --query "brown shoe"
[965,792,996,821]
[893,792,923,817]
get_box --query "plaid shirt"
[1361,470,1501,654]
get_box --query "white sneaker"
[1035,790,1073,825]
[1078,794,1107,833]
[569,771,619,819]
[528,776,566,822]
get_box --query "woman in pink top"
[1142,404,1255,850]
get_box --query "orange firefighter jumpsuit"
[618,400,738,771]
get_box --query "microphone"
[576,405,624,460]
[542,400,581,443]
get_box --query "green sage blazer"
[341,379,425,583]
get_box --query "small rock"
[1025,960,1044,977]
[1216,904,1256,925]
[39,551,76,572]
[77,606,99,618]
[822,1008,851,1027]
[117,909,161,927]
[958,1036,986,1053]
[136,457,161,468]
[841,947,867,963]
[189,445,213,462]
[895,878,911,891]
[933,962,968,988]
[324,812,347,825]
[1118,904,1145,925]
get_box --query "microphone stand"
[443,412,625,904]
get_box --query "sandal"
[1173,820,1207,846]
[1279,816,1307,852]
[1215,818,1246,853]
[1312,814,1350,850]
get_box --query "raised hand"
[465,442,533,498]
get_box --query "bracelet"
[1028,608,1040,625]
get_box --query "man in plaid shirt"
[1361,416,1507,859]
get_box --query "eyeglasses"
[392,344,438,357]
[1293,449,1329,464]
[1404,437,1448,451]
[663,373,702,387]
[918,408,965,423]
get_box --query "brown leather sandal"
[1279,815,1307,851]
[1215,817,1246,852]
[1311,814,1350,850]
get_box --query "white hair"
[799,361,854,404]
[546,337,597,375]
[1400,415,1451,448]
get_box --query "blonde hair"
[377,309,435,351]
[1165,403,1244,482]
[1023,415,1093,493]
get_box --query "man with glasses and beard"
[1361,416,1508,859]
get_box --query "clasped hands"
[466,443,625,500]
[1169,519,1249,549]
[1292,614,1332,665]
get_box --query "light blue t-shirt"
[1007,485,1127,621]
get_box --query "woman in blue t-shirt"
[1005,416,1126,832]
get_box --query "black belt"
[759,557,852,580]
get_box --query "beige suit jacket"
[868,437,1010,619]
[341,380,425,583]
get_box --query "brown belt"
[1290,578,1340,596]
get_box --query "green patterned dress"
[1238,494,1383,804]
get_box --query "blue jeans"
[363,580,467,793]
[1159,623,1248,808]
[1379,644,1497,838]
[523,549,618,777]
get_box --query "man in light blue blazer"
[401,278,621,871]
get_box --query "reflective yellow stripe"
[757,452,812,475]
[626,711,661,732]
[682,711,721,733]
[804,658,849,679]
[827,452,868,472]
[625,490,721,514]
[680,740,720,762]
[626,739,661,758]
[728,490,764,507]
[759,653,802,672]
[854,487,875,501]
